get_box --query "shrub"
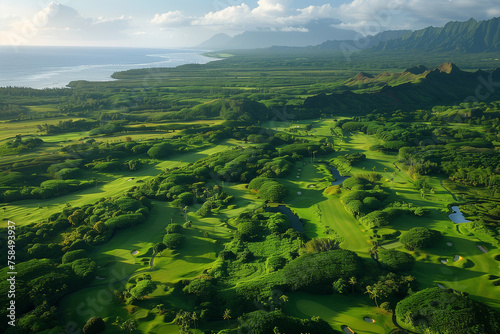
[62,249,87,264]
[282,249,362,292]
[104,213,144,230]
[165,223,183,234]
[265,256,287,273]
[163,233,185,250]
[258,181,289,202]
[378,249,415,272]
[248,177,272,190]
[400,227,442,250]
[395,287,500,334]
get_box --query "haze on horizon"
[0,0,499,48]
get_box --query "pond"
[448,206,471,224]
[330,165,350,186]
[265,205,304,232]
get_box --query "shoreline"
[0,47,218,90]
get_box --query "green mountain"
[304,63,500,114]
[374,17,500,52]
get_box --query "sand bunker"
[307,184,315,188]
[127,178,134,181]
[440,259,448,264]
[363,317,375,323]
[341,325,355,334]
[131,250,139,255]
[297,191,302,196]
[477,245,488,253]
[446,242,453,246]
[296,176,300,179]
[437,283,446,289]
[453,255,463,262]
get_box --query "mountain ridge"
[373,17,500,52]
[304,63,500,114]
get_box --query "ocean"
[0,46,214,89]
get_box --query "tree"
[349,277,357,294]
[400,227,441,250]
[365,285,379,308]
[223,309,231,326]
[153,242,167,256]
[121,319,138,334]
[378,249,416,272]
[280,294,289,303]
[191,312,198,333]
[82,316,105,334]
[163,233,185,250]
[130,279,157,299]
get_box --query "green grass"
[59,200,231,332]
[2,140,239,226]
[287,292,396,334]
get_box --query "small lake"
[448,206,471,224]
[330,166,350,186]
[265,205,304,232]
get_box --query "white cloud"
[151,11,191,27]
[190,1,336,30]
[334,0,500,35]
[192,4,252,27]
[1,1,131,45]
[280,26,308,32]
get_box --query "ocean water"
[0,46,214,89]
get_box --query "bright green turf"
[287,292,396,334]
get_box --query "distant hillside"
[196,20,357,49]
[374,17,500,52]
[304,63,500,114]
[196,33,232,49]
[313,30,411,51]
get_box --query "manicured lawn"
[287,292,396,334]
[3,140,238,226]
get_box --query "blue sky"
[0,0,499,47]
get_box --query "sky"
[0,0,499,48]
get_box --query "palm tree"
[191,312,198,333]
[365,285,379,308]
[223,309,231,326]
[121,319,138,334]
[279,294,289,304]
[348,277,357,294]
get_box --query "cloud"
[1,1,131,45]
[335,0,500,35]
[190,1,337,30]
[151,11,191,27]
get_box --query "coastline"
[0,46,218,90]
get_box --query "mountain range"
[197,17,500,53]
[304,63,500,114]
[196,19,358,49]
[374,18,500,52]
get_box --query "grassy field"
[60,200,232,333]
[263,119,500,313]
[1,140,237,226]
[287,292,396,334]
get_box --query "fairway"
[1,140,238,226]
[287,292,396,334]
